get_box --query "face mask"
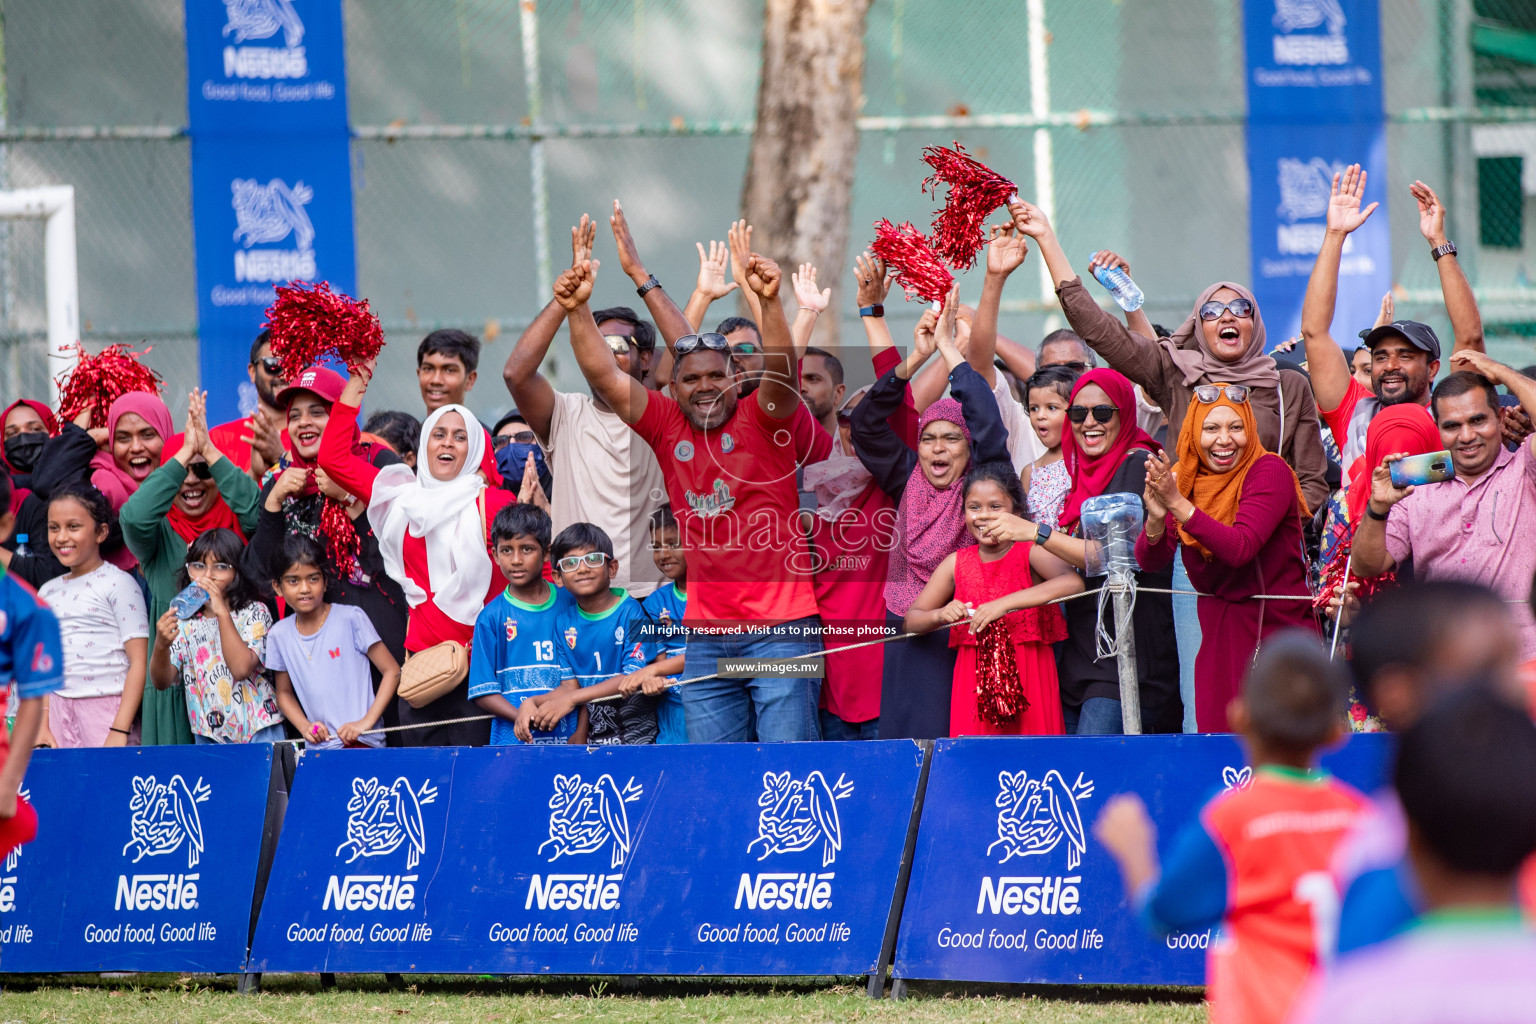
[3,432,45,474]
[496,441,552,493]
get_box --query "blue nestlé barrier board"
[250,741,925,974]
[894,734,1392,985]
[0,745,275,972]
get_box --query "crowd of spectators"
[4,166,1536,751]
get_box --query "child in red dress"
[903,461,1083,736]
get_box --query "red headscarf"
[1,399,59,511]
[1059,369,1161,533]
[1347,404,1440,523]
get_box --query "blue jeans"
[1064,697,1125,736]
[818,709,879,741]
[683,617,822,742]
[195,723,287,744]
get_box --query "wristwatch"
[859,304,885,318]
[636,275,661,297]
[1431,241,1457,262]
[1035,523,1053,545]
[1366,505,1390,522]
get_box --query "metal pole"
[1111,581,1142,735]
[519,0,552,301]
[1027,0,1055,306]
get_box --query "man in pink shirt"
[1352,351,1536,660]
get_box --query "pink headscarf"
[89,392,172,510]
[884,398,975,615]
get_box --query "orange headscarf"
[1174,383,1309,560]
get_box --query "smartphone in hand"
[1389,450,1453,488]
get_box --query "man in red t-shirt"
[552,242,826,742]
[207,331,290,479]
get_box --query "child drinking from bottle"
[267,534,401,748]
[148,527,284,743]
[37,482,148,747]
[903,461,1081,736]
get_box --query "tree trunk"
[741,0,873,349]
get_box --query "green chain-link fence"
[0,0,1532,417]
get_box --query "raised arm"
[683,238,739,332]
[790,263,831,358]
[968,223,1029,389]
[559,259,650,425]
[1301,164,1379,413]
[1010,198,1170,400]
[1450,350,1536,418]
[727,220,764,325]
[1411,179,1483,354]
[1088,250,1156,339]
[504,216,593,437]
[316,361,383,502]
[745,255,800,421]
[610,199,693,350]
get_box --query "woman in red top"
[319,362,513,746]
[903,462,1081,737]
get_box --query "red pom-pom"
[922,142,1018,270]
[305,467,361,579]
[55,342,164,427]
[264,281,383,381]
[975,620,1027,726]
[870,220,955,304]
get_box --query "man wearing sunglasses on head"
[552,230,831,744]
[206,331,291,482]
[1011,198,1331,513]
[503,203,690,597]
[1300,168,1484,513]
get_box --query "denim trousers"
[682,616,822,742]
[818,709,880,741]
[1063,696,1125,736]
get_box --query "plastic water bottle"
[13,534,28,558]
[1089,253,1145,312]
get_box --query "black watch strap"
[1035,524,1053,545]
[636,275,661,297]
[1366,505,1390,522]
[859,304,885,318]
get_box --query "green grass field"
[0,976,1206,1023]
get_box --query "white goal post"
[0,186,78,405]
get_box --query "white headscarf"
[367,403,492,626]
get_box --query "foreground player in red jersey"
[1094,632,1366,1024]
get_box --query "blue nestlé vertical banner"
[1245,0,1390,344]
[185,0,355,424]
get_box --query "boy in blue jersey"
[469,504,577,744]
[620,506,688,743]
[521,523,656,745]
[0,472,64,860]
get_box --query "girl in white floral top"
[148,527,284,743]
[1022,366,1079,530]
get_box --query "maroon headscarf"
[89,392,173,510]
[1059,368,1161,534]
[884,398,975,615]
[1,399,59,512]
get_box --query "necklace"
[296,605,332,661]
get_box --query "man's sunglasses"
[731,342,761,356]
[1048,360,1091,373]
[1066,404,1119,424]
[257,356,285,376]
[1192,384,1250,405]
[675,333,730,356]
[556,551,611,573]
[490,431,537,450]
[1198,297,1255,321]
[188,460,214,480]
[603,334,638,355]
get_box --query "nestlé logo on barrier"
[323,776,437,913]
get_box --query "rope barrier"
[287,579,1320,742]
